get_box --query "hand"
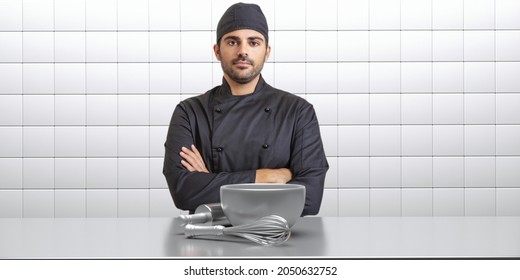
[255,168,292,183]
[180,145,209,173]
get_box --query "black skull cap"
[216,2,269,44]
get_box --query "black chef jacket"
[163,76,329,216]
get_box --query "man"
[163,3,328,215]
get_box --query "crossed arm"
[179,144,292,183]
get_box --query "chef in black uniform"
[163,3,328,215]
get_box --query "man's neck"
[224,75,260,96]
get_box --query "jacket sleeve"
[288,103,329,216]
[163,103,256,212]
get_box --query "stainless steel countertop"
[1,217,519,258]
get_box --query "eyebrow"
[223,35,265,42]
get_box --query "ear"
[213,44,221,61]
[264,45,271,62]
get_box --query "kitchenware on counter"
[220,183,305,227]
[173,203,230,234]
[184,215,291,246]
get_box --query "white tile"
[325,157,338,188]
[86,158,117,189]
[306,63,337,93]
[0,158,22,189]
[370,31,400,61]
[150,32,180,62]
[401,63,432,93]
[496,125,520,156]
[150,189,177,217]
[432,0,463,29]
[463,0,495,29]
[0,95,21,125]
[496,0,520,29]
[0,0,22,31]
[150,158,168,189]
[86,95,117,125]
[338,31,369,61]
[118,189,149,217]
[370,126,401,156]
[150,95,179,125]
[338,157,369,188]
[150,63,181,93]
[23,158,54,189]
[432,31,463,61]
[118,158,149,188]
[433,157,464,187]
[306,31,337,62]
[86,63,117,93]
[0,32,22,62]
[464,62,495,93]
[55,95,85,125]
[0,127,22,157]
[496,62,520,92]
[401,94,432,124]
[118,126,149,157]
[497,31,520,61]
[23,190,54,218]
[273,31,305,62]
[23,127,54,157]
[370,63,400,93]
[402,157,433,187]
[118,0,148,30]
[274,0,305,30]
[22,95,54,125]
[496,188,520,215]
[338,0,369,30]
[55,158,86,189]
[22,64,54,94]
[55,32,86,62]
[55,127,86,157]
[181,63,213,94]
[54,0,85,30]
[465,157,495,188]
[306,94,337,125]
[464,94,496,124]
[306,0,337,30]
[369,94,400,124]
[86,32,117,62]
[369,0,400,29]
[22,0,53,30]
[370,188,401,216]
[118,32,149,62]
[316,189,338,217]
[150,126,168,157]
[338,63,369,93]
[464,31,495,61]
[0,190,22,218]
[433,94,463,124]
[338,189,369,216]
[433,188,464,216]
[338,94,369,124]
[85,0,117,30]
[86,189,117,217]
[402,125,433,156]
[338,126,369,156]
[402,188,433,216]
[370,157,401,187]
[465,188,495,216]
[22,32,53,62]
[55,63,86,94]
[273,63,304,93]
[260,62,274,85]
[55,190,86,218]
[0,64,22,94]
[118,63,149,94]
[497,94,520,124]
[433,125,464,156]
[401,0,432,29]
[181,0,211,30]
[118,95,149,125]
[464,125,495,156]
[433,63,464,93]
[401,31,432,61]
[180,32,214,63]
[86,126,117,157]
[320,126,337,157]
[149,0,180,30]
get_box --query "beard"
[221,55,265,85]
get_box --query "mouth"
[232,58,253,67]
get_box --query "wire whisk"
[184,215,291,246]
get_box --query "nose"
[237,44,248,57]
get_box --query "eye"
[227,40,238,46]
[250,40,261,47]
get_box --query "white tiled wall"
[0,0,519,218]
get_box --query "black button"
[264,107,271,112]
[216,147,224,152]
[262,144,270,149]
[215,108,222,113]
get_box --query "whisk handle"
[184,224,225,238]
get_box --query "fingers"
[180,145,209,173]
